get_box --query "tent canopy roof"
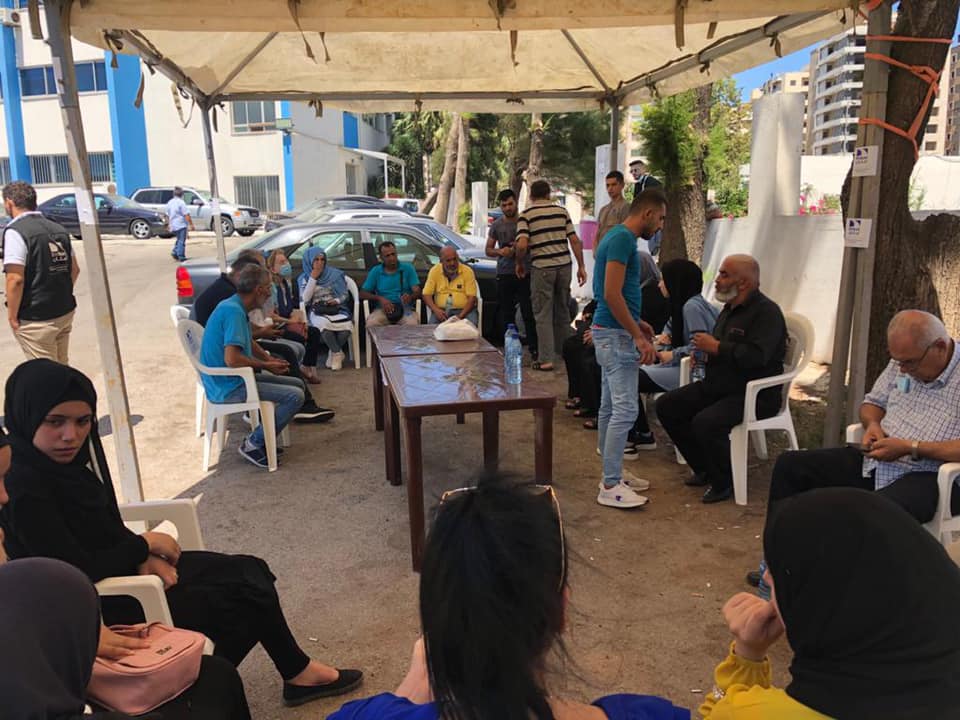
[70,0,856,112]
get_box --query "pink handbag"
[87,623,204,714]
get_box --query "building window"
[0,158,10,185]
[925,141,938,151]
[927,124,939,134]
[232,101,277,133]
[30,152,114,185]
[20,61,107,97]
[234,175,280,212]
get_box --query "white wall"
[290,102,356,206]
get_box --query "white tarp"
[68,0,858,112]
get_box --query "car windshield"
[195,190,229,203]
[402,220,466,249]
[105,194,138,208]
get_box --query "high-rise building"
[945,43,960,155]
[750,69,811,147]
[804,27,950,156]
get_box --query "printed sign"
[852,145,879,177]
[844,218,872,248]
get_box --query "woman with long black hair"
[329,480,689,720]
[0,359,362,709]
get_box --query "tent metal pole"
[609,100,620,174]
[200,104,227,273]
[822,5,891,445]
[44,0,144,502]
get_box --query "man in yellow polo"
[423,246,479,326]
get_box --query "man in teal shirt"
[360,241,422,326]
[592,189,666,509]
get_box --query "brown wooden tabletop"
[368,325,498,431]
[379,352,556,570]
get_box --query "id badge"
[896,375,911,394]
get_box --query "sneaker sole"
[237,446,269,468]
[598,480,651,492]
[294,412,335,423]
[596,494,649,509]
[633,443,658,451]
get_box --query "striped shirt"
[516,200,576,270]
[862,340,960,489]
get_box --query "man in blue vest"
[2,181,80,364]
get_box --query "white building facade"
[0,5,392,211]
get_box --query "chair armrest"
[743,370,801,423]
[96,575,173,625]
[847,424,863,443]
[938,463,960,520]
[120,497,205,551]
[198,363,258,402]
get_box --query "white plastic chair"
[300,275,362,370]
[728,312,815,505]
[846,424,960,547]
[176,319,288,472]
[171,305,205,437]
[95,496,213,653]
[364,298,423,368]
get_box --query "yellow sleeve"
[423,265,439,296]
[462,265,477,296]
[699,642,775,719]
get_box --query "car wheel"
[129,219,152,239]
[158,232,175,239]
[236,229,255,237]
[214,216,235,237]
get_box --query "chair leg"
[730,425,749,506]
[675,447,687,465]
[751,430,768,460]
[217,414,227,453]
[279,426,291,448]
[352,332,361,370]
[260,401,279,473]
[784,418,800,450]
[366,330,373,368]
[202,413,216,471]
[195,383,204,438]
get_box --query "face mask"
[279,263,292,277]
[896,375,911,394]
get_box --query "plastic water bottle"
[444,294,454,317]
[692,350,707,382]
[504,323,522,385]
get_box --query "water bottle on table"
[504,323,522,385]
[692,350,707,382]
[444,294,454,319]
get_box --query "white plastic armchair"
[171,305,204,438]
[299,276,362,369]
[728,312,815,505]
[364,298,423,368]
[176,319,288,472]
[846,424,960,547]
[95,497,214,653]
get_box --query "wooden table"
[380,352,556,570]
[368,324,498,432]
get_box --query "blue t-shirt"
[199,294,252,402]
[592,224,642,330]
[328,692,689,720]
[362,262,419,308]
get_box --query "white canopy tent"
[35,0,863,501]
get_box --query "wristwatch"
[911,440,920,461]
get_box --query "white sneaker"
[598,468,650,492]
[596,444,640,461]
[324,353,333,369]
[597,482,649,509]
[330,351,345,371]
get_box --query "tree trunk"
[844,1,960,385]
[433,113,460,226]
[453,116,469,221]
[522,113,544,203]
[421,186,439,214]
[659,86,710,264]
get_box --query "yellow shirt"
[699,644,832,720]
[423,262,477,309]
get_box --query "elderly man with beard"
[656,254,787,504]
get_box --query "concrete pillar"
[0,1,30,181]
[748,93,804,218]
[104,53,150,195]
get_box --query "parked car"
[385,197,421,213]
[386,217,487,261]
[264,195,402,225]
[264,199,413,231]
[174,221,501,339]
[39,193,168,239]
[131,186,263,237]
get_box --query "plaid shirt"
[862,340,960,489]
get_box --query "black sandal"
[531,361,554,371]
[582,418,598,430]
[565,398,582,410]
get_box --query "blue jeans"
[593,327,640,489]
[172,227,187,258]
[220,373,304,449]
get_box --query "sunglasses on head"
[439,484,565,591]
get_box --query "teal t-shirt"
[199,294,252,402]
[362,262,419,307]
[592,224,642,329]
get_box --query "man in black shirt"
[656,254,786,503]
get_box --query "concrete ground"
[1,233,808,719]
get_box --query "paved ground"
[1,233,807,719]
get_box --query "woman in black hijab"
[700,487,960,719]
[0,359,362,708]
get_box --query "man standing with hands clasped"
[592,188,667,509]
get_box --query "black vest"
[2,214,76,321]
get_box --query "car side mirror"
[100,203,112,213]
[192,198,204,206]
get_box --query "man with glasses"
[767,309,960,523]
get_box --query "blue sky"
[732,11,960,100]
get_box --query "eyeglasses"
[439,484,566,591]
[895,342,935,372]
